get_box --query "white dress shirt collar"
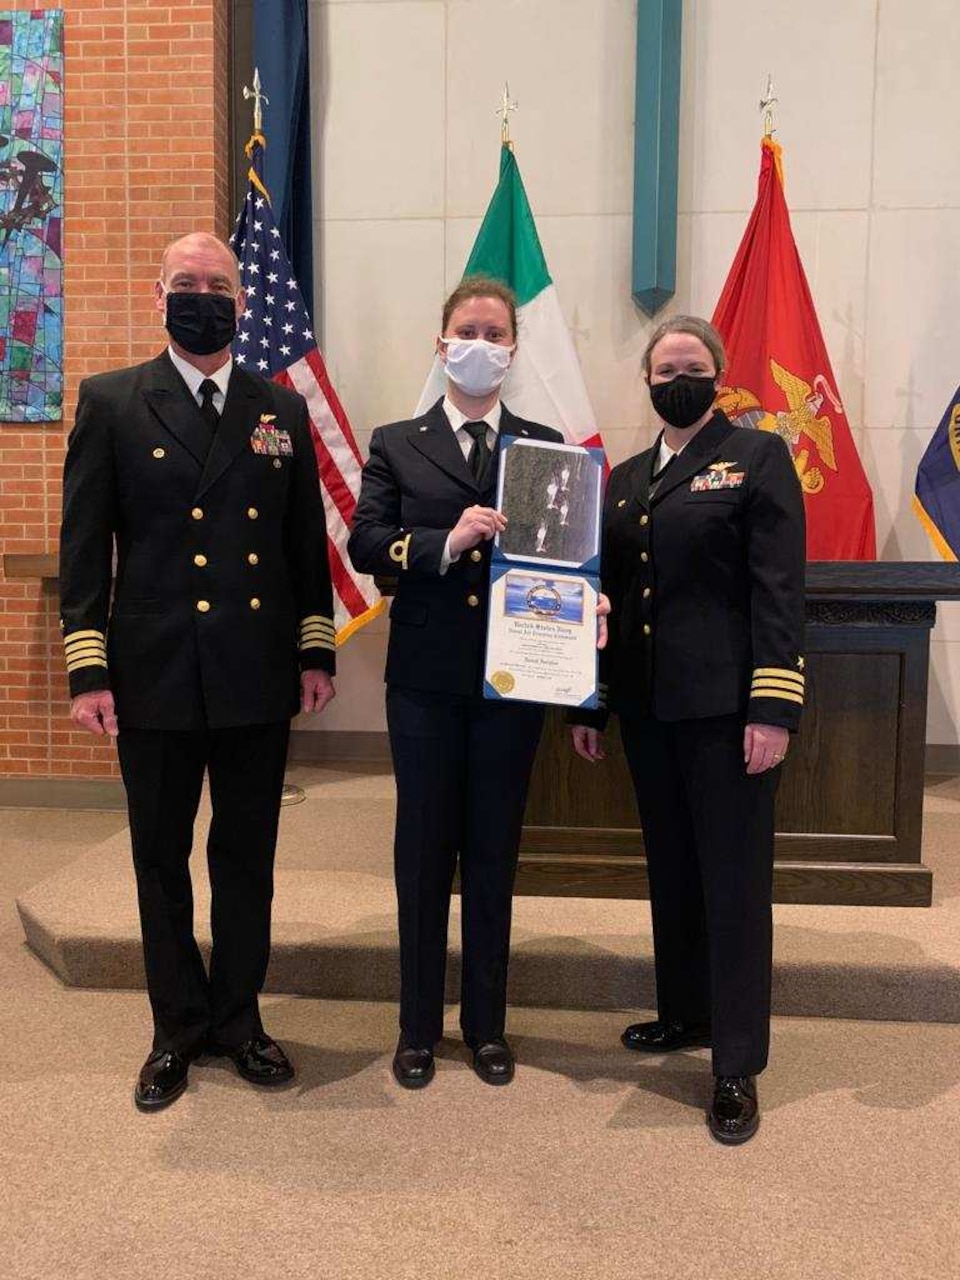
[168,346,232,404]
[442,395,502,436]
[655,432,688,474]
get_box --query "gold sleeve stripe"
[66,656,109,674]
[299,637,336,651]
[752,677,806,695]
[753,667,804,686]
[300,627,336,643]
[750,688,804,706]
[299,621,336,635]
[64,643,107,662]
[299,615,335,629]
[64,629,106,648]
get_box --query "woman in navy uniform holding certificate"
[570,315,805,1144]
[349,277,564,1089]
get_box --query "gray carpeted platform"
[13,765,960,1023]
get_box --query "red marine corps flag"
[712,137,876,560]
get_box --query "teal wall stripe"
[632,0,682,316]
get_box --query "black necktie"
[650,452,675,497]
[652,452,675,481]
[198,379,220,435]
[463,420,491,483]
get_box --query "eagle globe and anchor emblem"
[715,358,842,496]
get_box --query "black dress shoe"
[209,1034,294,1086]
[467,1037,515,1086]
[134,1049,192,1112]
[392,1042,435,1090]
[621,1018,711,1053]
[708,1075,760,1145]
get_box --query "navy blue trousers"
[620,713,780,1077]
[387,687,544,1047]
[117,721,289,1054]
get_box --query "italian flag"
[415,145,604,454]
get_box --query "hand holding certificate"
[484,436,605,709]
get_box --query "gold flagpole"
[242,67,305,808]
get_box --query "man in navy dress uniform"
[59,232,337,1111]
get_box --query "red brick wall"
[0,0,230,777]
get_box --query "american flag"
[229,135,383,640]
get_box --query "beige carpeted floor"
[15,766,960,1022]
[2,788,960,1278]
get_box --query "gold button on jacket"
[467,594,479,608]
[56,353,337,723]
[470,549,482,563]
[250,597,261,610]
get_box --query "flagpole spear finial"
[496,81,518,149]
[759,74,778,138]
[243,66,269,136]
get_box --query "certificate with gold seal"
[484,567,599,708]
[483,436,604,709]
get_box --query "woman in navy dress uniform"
[349,277,567,1089]
[570,315,805,1144]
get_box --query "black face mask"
[165,291,237,356]
[649,373,717,429]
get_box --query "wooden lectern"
[5,556,958,906]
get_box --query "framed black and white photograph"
[494,436,603,571]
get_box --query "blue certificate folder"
[483,435,605,708]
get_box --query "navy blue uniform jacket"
[59,352,336,730]
[576,411,806,731]
[347,399,562,697]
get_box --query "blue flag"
[252,0,312,308]
[914,386,960,561]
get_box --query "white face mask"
[440,338,515,397]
